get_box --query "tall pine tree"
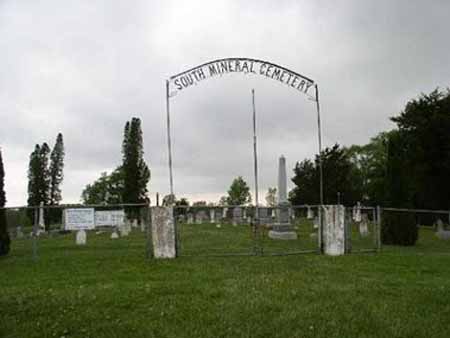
[49,133,64,205]
[0,148,10,256]
[27,143,51,228]
[122,118,150,217]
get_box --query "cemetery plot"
[5,204,151,262]
[258,206,319,255]
[346,206,378,252]
[175,207,256,256]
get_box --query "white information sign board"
[95,210,125,227]
[65,208,95,230]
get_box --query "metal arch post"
[166,80,174,199]
[315,84,324,206]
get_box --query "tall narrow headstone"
[151,207,176,258]
[323,205,346,255]
[307,206,314,220]
[269,156,297,240]
[38,202,45,234]
[359,213,369,237]
[210,209,215,223]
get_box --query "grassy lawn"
[1,225,450,338]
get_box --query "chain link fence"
[3,203,152,263]
[4,203,449,260]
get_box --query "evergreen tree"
[27,144,41,208]
[0,148,10,256]
[27,143,51,228]
[49,133,64,205]
[122,118,151,216]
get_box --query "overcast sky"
[1,0,449,207]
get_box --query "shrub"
[0,209,10,256]
[382,211,418,246]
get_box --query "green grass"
[1,225,450,338]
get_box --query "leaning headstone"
[359,213,369,237]
[269,155,297,240]
[76,229,87,245]
[151,207,176,258]
[322,205,346,255]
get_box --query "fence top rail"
[382,207,449,215]
[0,202,149,211]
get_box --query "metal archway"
[165,57,324,206]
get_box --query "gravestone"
[209,209,215,223]
[196,210,207,224]
[222,207,228,220]
[436,219,450,240]
[76,229,87,245]
[151,207,176,258]
[214,209,222,223]
[307,206,314,220]
[354,202,362,222]
[111,230,119,239]
[16,226,24,239]
[269,156,297,240]
[258,207,270,226]
[232,207,242,226]
[119,223,131,237]
[323,205,346,255]
[187,213,194,224]
[359,213,369,237]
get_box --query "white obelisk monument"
[269,155,297,240]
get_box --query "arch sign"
[168,58,315,97]
[164,57,323,206]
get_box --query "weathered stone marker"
[307,206,314,220]
[151,207,176,258]
[269,155,297,240]
[322,205,346,255]
[76,229,87,245]
[232,207,242,226]
[359,213,369,237]
[210,209,215,223]
[16,226,24,239]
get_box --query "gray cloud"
[1,0,449,206]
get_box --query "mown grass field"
[1,222,450,338]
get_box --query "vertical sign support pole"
[166,80,174,200]
[315,84,324,253]
[252,89,260,255]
